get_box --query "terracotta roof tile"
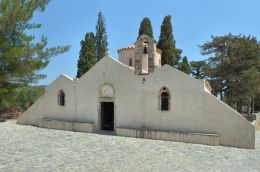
[118,43,162,54]
[118,44,135,52]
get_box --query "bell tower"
[134,35,156,75]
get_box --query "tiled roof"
[117,44,136,52]
[118,44,162,54]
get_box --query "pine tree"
[138,17,154,39]
[179,56,191,74]
[76,32,97,78]
[201,34,260,112]
[0,0,69,108]
[157,15,176,66]
[190,60,209,79]
[96,12,108,61]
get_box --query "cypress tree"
[95,12,108,61]
[76,32,97,78]
[179,56,191,74]
[138,17,154,39]
[157,15,177,66]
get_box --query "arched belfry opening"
[134,35,156,75]
[142,41,149,74]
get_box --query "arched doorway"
[99,83,115,131]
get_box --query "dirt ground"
[0,120,259,172]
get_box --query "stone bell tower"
[134,35,156,75]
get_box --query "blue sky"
[30,0,260,85]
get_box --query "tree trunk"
[220,91,223,101]
[237,99,243,114]
[247,100,251,116]
[252,98,255,114]
[220,80,224,101]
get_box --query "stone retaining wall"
[116,128,220,146]
[38,119,96,133]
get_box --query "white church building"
[17,35,255,149]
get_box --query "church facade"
[17,35,255,149]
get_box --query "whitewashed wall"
[17,56,255,148]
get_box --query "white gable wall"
[76,56,136,127]
[16,94,45,126]
[17,56,255,148]
[43,74,76,121]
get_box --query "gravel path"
[0,120,259,172]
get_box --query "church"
[17,35,255,149]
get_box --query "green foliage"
[200,33,260,112]
[76,32,97,78]
[0,86,44,111]
[179,56,190,74]
[16,86,44,111]
[157,15,181,67]
[190,60,209,79]
[174,48,183,68]
[138,17,153,39]
[96,12,108,61]
[77,11,108,77]
[0,0,70,108]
